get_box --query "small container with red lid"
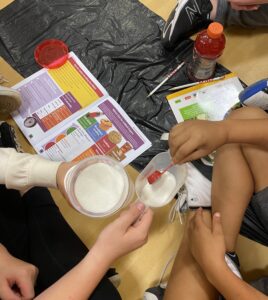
[34,39,69,69]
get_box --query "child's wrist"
[86,244,114,268]
[221,119,232,144]
[206,259,229,286]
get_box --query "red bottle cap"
[34,39,69,69]
[207,22,224,39]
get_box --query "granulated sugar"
[74,162,126,213]
[140,172,176,207]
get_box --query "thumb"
[212,212,223,236]
[119,202,146,229]
[0,280,21,300]
[18,276,35,299]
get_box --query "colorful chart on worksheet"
[11,52,151,166]
[166,73,244,123]
[35,97,150,166]
[12,52,107,145]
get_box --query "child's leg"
[165,107,268,299]
[242,143,268,193]
[0,185,29,261]
[164,210,219,300]
[0,123,29,260]
[212,107,268,252]
[164,143,252,300]
[211,143,254,251]
[164,133,253,298]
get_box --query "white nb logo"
[185,0,201,24]
[162,0,201,42]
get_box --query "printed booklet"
[12,52,151,166]
[166,73,244,123]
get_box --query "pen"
[168,75,225,91]
[147,61,185,98]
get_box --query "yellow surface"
[0,0,13,9]
[48,61,100,107]
[166,73,235,100]
[1,0,268,299]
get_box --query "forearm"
[224,118,268,148]
[230,0,268,5]
[0,148,61,191]
[208,263,268,300]
[0,244,8,255]
[35,245,112,300]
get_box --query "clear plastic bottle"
[187,22,226,81]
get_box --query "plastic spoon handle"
[161,162,175,175]
[147,162,175,184]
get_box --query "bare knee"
[227,106,268,120]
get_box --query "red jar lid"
[34,39,69,69]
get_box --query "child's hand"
[188,209,226,278]
[169,120,227,164]
[92,202,153,264]
[228,0,264,10]
[230,3,260,10]
[0,245,39,300]
[56,161,78,203]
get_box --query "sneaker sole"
[0,87,21,114]
[0,122,24,152]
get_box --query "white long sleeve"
[0,148,61,191]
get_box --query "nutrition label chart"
[12,52,151,166]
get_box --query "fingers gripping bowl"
[64,156,134,218]
[64,152,186,217]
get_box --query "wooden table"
[1,1,268,299]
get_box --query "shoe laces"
[168,184,188,224]
[157,252,177,287]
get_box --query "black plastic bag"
[0,0,229,170]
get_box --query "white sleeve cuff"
[5,150,61,190]
[0,148,14,185]
[29,156,61,188]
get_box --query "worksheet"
[167,73,244,122]
[12,52,151,166]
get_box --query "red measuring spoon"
[147,162,175,184]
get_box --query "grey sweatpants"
[215,0,268,27]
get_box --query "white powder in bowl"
[74,162,126,213]
[140,172,176,207]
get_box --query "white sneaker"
[168,163,212,223]
[185,163,212,209]
[225,254,242,279]
[174,163,212,213]
[143,285,165,300]
[108,273,121,288]
[0,86,22,114]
